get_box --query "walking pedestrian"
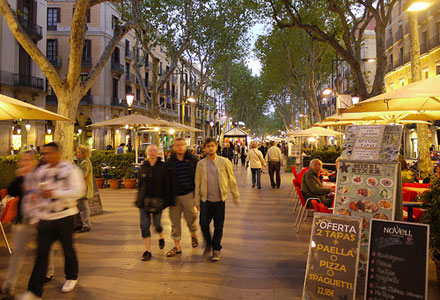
[135,145,169,261]
[195,138,240,261]
[240,143,248,167]
[1,152,55,299]
[221,142,233,161]
[233,143,239,166]
[166,138,199,257]
[75,145,93,233]
[246,142,266,189]
[20,143,85,300]
[266,141,283,188]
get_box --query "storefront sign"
[341,125,402,161]
[365,220,429,300]
[303,213,362,300]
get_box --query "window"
[112,15,118,30]
[136,89,140,101]
[47,39,58,60]
[82,40,92,61]
[47,8,60,30]
[126,85,132,94]
[400,78,405,87]
[125,63,130,77]
[125,40,130,57]
[159,62,163,75]
[46,80,54,96]
[424,69,429,79]
[436,65,440,75]
[145,54,149,67]
[112,78,118,99]
[112,47,120,63]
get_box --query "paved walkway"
[1,166,439,299]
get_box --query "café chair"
[318,203,332,214]
[294,187,319,233]
[0,196,18,254]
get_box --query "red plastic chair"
[402,187,419,202]
[402,183,430,188]
[403,207,424,222]
[0,196,18,254]
[318,203,332,214]
[0,189,7,201]
[296,167,309,188]
[294,186,319,233]
[311,200,320,213]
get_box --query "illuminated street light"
[322,88,333,96]
[125,124,129,129]
[210,121,214,127]
[187,97,196,103]
[404,1,432,11]
[169,129,175,134]
[78,128,83,135]
[47,128,52,135]
[126,94,134,107]
[154,127,160,132]
[25,121,31,132]
[367,58,376,63]
[17,128,21,134]
[116,129,120,135]
[352,96,360,105]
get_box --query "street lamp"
[78,128,83,135]
[126,94,134,113]
[322,88,333,96]
[181,96,197,124]
[404,0,433,11]
[25,121,31,132]
[352,96,360,105]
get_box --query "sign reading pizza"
[303,213,362,300]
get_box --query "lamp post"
[404,0,433,178]
[126,94,134,154]
[181,96,196,124]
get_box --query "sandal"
[166,247,182,257]
[191,236,198,248]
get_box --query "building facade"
[0,0,47,154]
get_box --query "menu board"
[289,144,301,157]
[333,161,399,276]
[303,213,362,300]
[341,125,402,161]
[365,220,429,300]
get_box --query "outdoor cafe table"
[403,201,424,222]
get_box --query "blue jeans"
[251,168,262,187]
[139,208,163,238]
[200,201,225,251]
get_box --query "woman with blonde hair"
[76,145,94,232]
[246,142,266,189]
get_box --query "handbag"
[144,197,164,213]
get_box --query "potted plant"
[108,166,124,189]
[91,151,106,189]
[124,169,137,189]
[420,176,440,288]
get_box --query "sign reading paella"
[341,125,402,161]
[333,161,398,245]
[303,213,362,300]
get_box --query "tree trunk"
[54,93,78,161]
[151,58,160,118]
[219,116,228,146]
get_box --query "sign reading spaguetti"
[303,213,362,300]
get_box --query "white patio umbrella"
[89,113,169,164]
[287,127,343,137]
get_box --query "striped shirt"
[175,159,195,195]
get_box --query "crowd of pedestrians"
[0,138,289,300]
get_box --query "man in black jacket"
[221,142,233,161]
[165,138,200,257]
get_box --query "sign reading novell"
[365,220,429,300]
[303,213,362,300]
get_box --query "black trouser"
[28,216,78,297]
[241,155,246,166]
[200,201,225,251]
[268,161,281,187]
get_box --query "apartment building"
[0,0,47,154]
[384,0,440,157]
[45,0,216,149]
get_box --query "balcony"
[47,23,57,31]
[18,17,42,41]
[13,74,44,90]
[111,97,126,107]
[125,49,133,61]
[111,61,124,75]
[432,34,440,49]
[80,95,93,105]
[132,100,148,110]
[386,37,394,48]
[81,57,92,67]
[48,56,62,68]
[125,73,135,84]
[160,106,178,117]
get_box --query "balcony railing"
[48,56,62,68]
[386,37,394,48]
[125,49,133,60]
[111,61,124,74]
[18,17,42,41]
[111,97,126,107]
[125,73,135,83]
[80,95,93,105]
[47,23,57,31]
[13,74,44,90]
[82,57,92,67]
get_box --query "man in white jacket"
[195,138,240,261]
[21,143,85,300]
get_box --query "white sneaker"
[61,279,78,293]
[19,291,42,300]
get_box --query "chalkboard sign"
[303,213,362,300]
[89,177,103,216]
[365,219,429,300]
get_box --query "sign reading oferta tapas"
[303,213,362,300]
[341,125,402,161]
[364,220,429,300]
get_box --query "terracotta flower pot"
[95,178,105,189]
[124,178,137,189]
[109,179,122,189]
